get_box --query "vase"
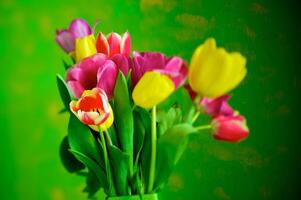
[107,193,158,200]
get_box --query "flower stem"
[192,111,201,123]
[195,124,212,131]
[99,127,115,195]
[148,105,157,193]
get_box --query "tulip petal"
[69,18,92,38]
[132,71,175,109]
[75,34,97,63]
[68,80,85,98]
[120,31,131,57]
[97,60,118,99]
[111,54,129,75]
[56,30,75,53]
[96,32,110,56]
[107,32,122,57]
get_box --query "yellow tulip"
[75,34,97,63]
[132,71,175,109]
[189,38,247,98]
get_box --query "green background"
[0,0,300,199]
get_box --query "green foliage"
[56,74,73,110]
[113,71,134,156]
[154,124,196,191]
[59,136,85,173]
[107,144,130,196]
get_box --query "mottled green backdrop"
[0,0,300,199]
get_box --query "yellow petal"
[90,107,114,131]
[188,38,247,98]
[132,71,175,109]
[75,34,97,63]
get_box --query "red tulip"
[211,115,249,142]
[69,88,114,131]
[96,31,131,58]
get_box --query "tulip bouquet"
[56,19,249,200]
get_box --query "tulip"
[66,53,129,99]
[75,34,97,63]
[200,95,234,117]
[96,31,131,58]
[56,18,92,53]
[132,71,175,109]
[131,52,188,88]
[184,84,233,117]
[211,114,249,142]
[189,38,247,98]
[70,88,114,131]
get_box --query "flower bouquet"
[56,19,249,200]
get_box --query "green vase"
[107,193,158,200]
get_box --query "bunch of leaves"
[57,70,198,198]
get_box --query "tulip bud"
[189,38,247,98]
[211,115,249,142]
[70,88,114,131]
[132,71,174,109]
[75,34,97,63]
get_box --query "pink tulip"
[184,84,233,117]
[131,52,188,88]
[66,53,129,99]
[211,115,249,142]
[56,18,92,53]
[200,95,234,117]
[96,31,131,58]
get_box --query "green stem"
[191,111,201,123]
[195,124,212,131]
[99,127,115,195]
[148,105,157,193]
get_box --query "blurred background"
[0,0,300,199]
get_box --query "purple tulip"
[56,18,92,53]
[66,53,129,99]
[131,52,188,88]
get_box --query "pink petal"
[66,67,82,81]
[68,80,85,98]
[107,32,122,57]
[69,18,92,38]
[165,57,183,72]
[111,54,129,75]
[120,31,131,57]
[96,32,110,56]
[56,30,75,53]
[97,60,118,99]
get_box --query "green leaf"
[83,171,102,198]
[133,111,145,171]
[69,150,108,192]
[157,107,182,137]
[113,71,134,154]
[56,74,73,110]
[59,136,85,173]
[113,71,134,177]
[107,145,130,196]
[135,107,151,191]
[154,123,196,191]
[68,114,105,171]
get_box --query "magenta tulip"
[131,52,188,88]
[66,53,129,99]
[56,18,92,53]
[211,115,249,142]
